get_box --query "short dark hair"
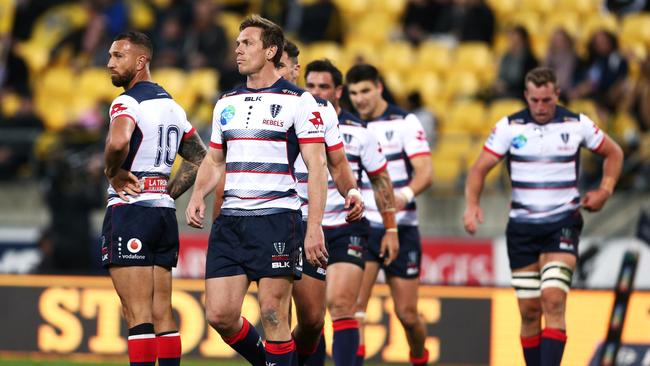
[346,64,380,85]
[525,67,557,87]
[284,40,300,64]
[305,59,343,87]
[240,14,284,67]
[114,31,153,58]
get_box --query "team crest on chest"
[343,133,353,144]
[385,130,394,141]
[270,104,282,118]
[561,132,570,144]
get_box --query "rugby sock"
[128,323,156,366]
[332,318,359,366]
[409,348,430,366]
[156,331,181,366]
[355,345,365,366]
[540,328,567,366]
[521,333,541,366]
[266,339,297,366]
[296,329,325,366]
[305,332,326,366]
[222,317,266,366]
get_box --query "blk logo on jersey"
[245,96,262,102]
[270,104,282,118]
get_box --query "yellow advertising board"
[0,275,648,365]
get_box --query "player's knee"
[328,297,355,319]
[297,307,325,332]
[520,304,542,326]
[395,305,419,329]
[541,292,566,317]
[152,304,172,325]
[206,307,240,334]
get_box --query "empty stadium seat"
[441,70,481,101]
[487,99,525,127]
[151,68,193,110]
[568,99,602,126]
[415,41,452,74]
[380,41,415,73]
[187,68,219,101]
[305,42,344,67]
[443,100,488,136]
[454,42,494,80]
[78,68,119,102]
[127,0,155,30]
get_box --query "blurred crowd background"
[0,0,649,275]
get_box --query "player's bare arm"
[186,147,225,229]
[327,147,364,221]
[369,169,399,264]
[463,151,501,235]
[168,133,207,199]
[395,154,433,210]
[104,115,140,201]
[582,134,624,212]
[300,141,328,268]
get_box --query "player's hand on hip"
[108,169,141,202]
[305,225,328,268]
[185,195,206,229]
[581,188,610,212]
[380,230,399,266]
[463,205,483,235]
[345,188,364,222]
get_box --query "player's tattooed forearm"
[179,133,207,165]
[168,161,199,199]
[369,170,395,211]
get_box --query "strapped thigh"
[540,261,573,293]
[511,271,541,299]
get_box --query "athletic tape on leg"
[541,261,573,293]
[511,271,541,298]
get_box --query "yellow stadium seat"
[0,0,16,35]
[1,92,21,117]
[217,12,244,40]
[487,99,525,127]
[152,68,193,109]
[543,12,580,39]
[332,0,370,16]
[370,0,407,19]
[38,67,74,96]
[443,100,488,136]
[415,41,452,75]
[382,70,409,101]
[127,0,155,30]
[520,0,555,15]
[486,0,518,19]
[187,68,219,100]
[620,13,650,49]
[79,68,119,102]
[454,42,493,76]
[431,153,463,188]
[305,42,343,67]
[343,36,380,66]
[503,11,541,35]
[380,41,415,73]
[567,99,602,126]
[353,12,393,45]
[441,70,481,101]
[555,0,598,16]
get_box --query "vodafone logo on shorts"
[127,238,142,254]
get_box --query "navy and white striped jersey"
[209,78,325,216]
[484,106,605,223]
[294,97,344,220]
[107,81,195,208]
[319,109,387,227]
[362,105,431,227]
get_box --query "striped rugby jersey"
[210,78,325,216]
[107,81,195,208]
[294,98,344,220]
[484,106,605,223]
[362,104,431,227]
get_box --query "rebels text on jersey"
[107,81,195,208]
[484,106,605,223]
[210,78,325,216]
[362,105,430,227]
[294,97,344,220]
